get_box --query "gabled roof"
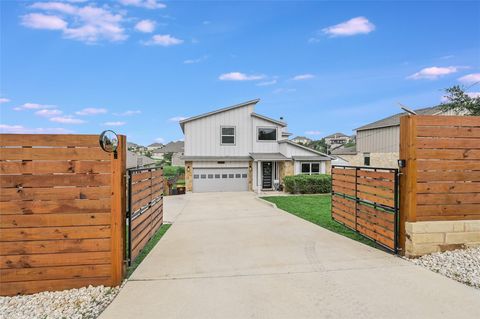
[153,141,184,153]
[251,112,287,127]
[330,145,357,155]
[179,99,260,132]
[356,106,443,131]
[324,132,349,139]
[278,139,333,159]
[291,136,312,140]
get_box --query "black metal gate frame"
[126,165,163,266]
[331,165,400,253]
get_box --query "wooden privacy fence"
[0,134,126,296]
[127,166,163,264]
[399,115,480,249]
[331,165,399,252]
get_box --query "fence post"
[399,115,417,254]
[354,167,358,231]
[111,134,126,285]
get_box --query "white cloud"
[14,102,56,111]
[458,73,480,85]
[35,109,63,117]
[135,19,155,33]
[50,116,85,124]
[155,137,165,143]
[169,116,187,122]
[144,34,183,46]
[75,107,107,115]
[467,92,480,98]
[322,16,375,37]
[114,110,141,116]
[0,124,72,134]
[24,2,127,43]
[119,0,166,9]
[305,130,322,135]
[293,74,315,81]
[408,66,460,80]
[183,55,208,64]
[21,13,67,30]
[219,72,265,81]
[103,121,126,126]
[0,98,11,104]
[273,88,296,94]
[257,79,277,86]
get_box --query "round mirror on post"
[99,130,119,153]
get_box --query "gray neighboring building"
[152,141,185,166]
[323,132,351,148]
[348,106,461,168]
[127,150,156,169]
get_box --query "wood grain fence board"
[0,238,111,255]
[0,213,111,228]
[0,186,112,202]
[416,115,480,126]
[357,184,394,198]
[332,168,356,176]
[417,149,480,160]
[417,137,480,149]
[416,203,480,215]
[0,161,111,175]
[0,225,111,242]
[418,171,480,182]
[0,174,111,188]
[0,148,110,161]
[0,264,111,283]
[332,185,355,197]
[417,160,480,170]
[0,251,111,269]
[417,126,480,138]
[0,199,111,215]
[0,134,101,147]
[417,193,480,205]
[356,177,394,190]
[356,170,395,181]
[417,182,480,193]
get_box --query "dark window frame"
[257,126,277,142]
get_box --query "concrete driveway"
[101,192,479,319]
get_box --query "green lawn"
[262,195,381,249]
[126,224,171,278]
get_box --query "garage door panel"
[193,168,248,192]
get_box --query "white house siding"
[184,104,255,157]
[251,117,283,154]
[357,126,400,153]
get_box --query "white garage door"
[193,168,248,192]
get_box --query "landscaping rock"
[0,285,119,319]
[408,247,480,289]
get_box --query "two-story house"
[180,99,332,193]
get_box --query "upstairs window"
[257,127,277,141]
[221,126,235,145]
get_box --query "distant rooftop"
[330,145,357,155]
[324,132,349,139]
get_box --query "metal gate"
[126,165,164,265]
[331,165,399,252]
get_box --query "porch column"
[257,160,262,193]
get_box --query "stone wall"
[405,220,480,257]
[185,161,193,192]
[341,152,399,169]
[248,161,253,191]
[279,161,294,182]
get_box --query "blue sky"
[1,0,479,145]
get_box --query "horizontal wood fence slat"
[0,134,125,296]
[399,115,480,251]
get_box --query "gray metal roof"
[291,136,312,140]
[250,112,287,127]
[179,99,260,132]
[153,141,184,154]
[330,145,357,155]
[324,132,349,139]
[278,140,333,159]
[182,156,251,161]
[250,153,289,161]
[355,106,442,131]
[292,155,331,161]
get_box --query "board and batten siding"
[357,126,400,154]
[184,105,286,157]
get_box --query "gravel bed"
[0,285,119,319]
[408,247,480,289]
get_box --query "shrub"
[283,174,331,194]
[163,165,185,177]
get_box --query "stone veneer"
[185,161,193,192]
[405,220,480,257]
[341,152,399,169]
[279,161,294,184]
[248,161,253,191]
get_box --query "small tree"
[440,85,480,116]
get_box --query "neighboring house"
[126,150,156,169]
[151,141,184,163]
[291,136,312,145]
[324,132,351,148]
[147,142,164,151]
[330,145,357,164]
[179,99,332,193]
[346,106,461,168]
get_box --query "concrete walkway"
[101,192,479,319]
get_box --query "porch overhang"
[181,156,251,161]
[292,155,331,161]
[249,153,289,161]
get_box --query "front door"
[262,161,273,189]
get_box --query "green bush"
[283,174,331,194]
[163,165,185,177]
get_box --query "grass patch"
[262,195,381,249]
[127,224,171,278]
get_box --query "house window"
[301,162,321,175]
[221,127,235,145]
[257,127,277,141]
[363,153,371,166]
